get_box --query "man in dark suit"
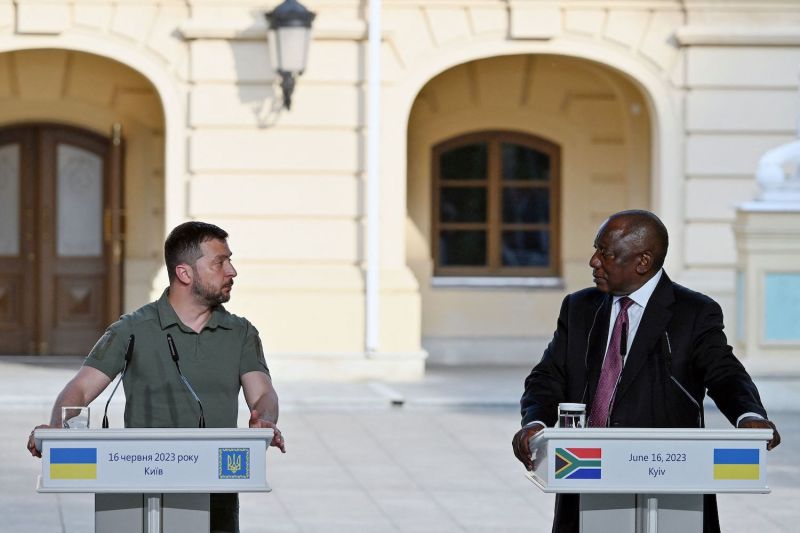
[511,210,780,533]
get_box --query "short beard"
[190,270,230,307]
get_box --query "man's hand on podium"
[27,424,52,458]
[512,422,546,471]
[737,417,781,451]
[248,409,286,453]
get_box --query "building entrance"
[0,124,123,354]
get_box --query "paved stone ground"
[1,359,798,532]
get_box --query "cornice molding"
[682,0,800,8]
[676,25,800,46]
[178,18,367,41]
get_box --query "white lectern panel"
[528,428,772,494]
[35,428,273,493]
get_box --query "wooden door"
[0,124,123,355]
[0,128,36,353]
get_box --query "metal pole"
[145,493,161,533]
[365,0,382,354]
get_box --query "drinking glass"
[62,406,90,429]
[557,403,586,428]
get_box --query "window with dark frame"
[432,131,560,277]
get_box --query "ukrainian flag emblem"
[50,448,97,480]
[219,448,250,479]
[713,448,760,480]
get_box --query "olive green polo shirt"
[84,289,269,428]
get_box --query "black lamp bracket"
[278,70,296,110]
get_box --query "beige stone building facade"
[1,1,798,378]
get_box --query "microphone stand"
[166,333,206,428]
[102,334,135,429]
[664,331,703,428]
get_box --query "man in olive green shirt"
[84,287,270,429]
[28,221,284,533]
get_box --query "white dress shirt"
[604,269,663,365]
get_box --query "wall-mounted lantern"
[265,0,316,110]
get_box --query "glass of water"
[557,403,586,428]
[62,406,90,429]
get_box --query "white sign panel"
[36,429,272,493]
[529,428,771,494]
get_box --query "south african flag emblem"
[555,448,602,479]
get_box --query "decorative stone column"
[734,139,800,360]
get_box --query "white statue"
[756,139,800,202]
[755,73,800,203]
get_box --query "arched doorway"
[0,49,165,355]
[406,54,653,364]
[0,124,122,354]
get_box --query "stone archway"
[404,53,654,364]
[0,49,166,353]
[381,36,683,285]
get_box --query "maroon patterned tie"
[589,296,635,427]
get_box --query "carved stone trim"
[178,18,368,41]
[676,26,800,46]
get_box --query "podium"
[34,428,274,533]
[527,428,773,533]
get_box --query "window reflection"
[439,231,487,266]
[440,143,487,181]
[502,143,550,181]
[440,187,487,222]
[502,231,549,267]
[502,188,549,224]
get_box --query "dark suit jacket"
[520,272,767,533]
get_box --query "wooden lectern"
[527,428,772,533]
[34,428,273,533]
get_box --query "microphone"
[102,334,135,428]
[166,334,206,428]
[663,331,702,428]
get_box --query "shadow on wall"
[230,12,283,128]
